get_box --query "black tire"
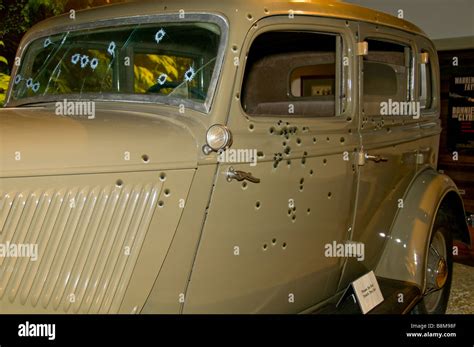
[412,215,453,314]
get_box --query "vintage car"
[0,0,470,314]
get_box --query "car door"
[338,23,424,289]
[184,16,359,313]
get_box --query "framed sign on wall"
[448,70,474,152]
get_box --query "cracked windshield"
[11,22,221,105]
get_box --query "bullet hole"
[302,126,309,132]
[269,127,275,134]
[300,178,304,185]
[264,7,269,14]
[116,179,123,187]
[348,129,352,134]
[159,172,167,181]
[352,164,356,173]
[301,157,306,165]
[326,137,330,142]
[272,238,277,245]
[287,160,292,166]
[296,138,302,145]
[345,20,349,26]
[247,13,253,20]
[282,242,287,249]
[309,169,314,176]
[232,44,238,53]
[328,192,332,199]
[292,215,296,222]
[299,185,304,192]
[284,146,291,155]
[277,120,283,126]
[387,127,391,133]
[340,137,345,144]
[288,209,292,215]
[263,244,268,251]
[242,181,248,189]
[323,158,327,165]
[273,161,279,169]
[307,208,311,214]
[255,201,261,209]
[347,116,352,122]
[142,154,150,163]
[249,123,254,131]
[158,200,165,208]
[164,189,171,197]
[235,92,240,100]
[257,151,264,158]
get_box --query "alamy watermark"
[324,241,365,262]
[55,99,96,119]
[217,148,258,167]
[380,99,421,119]
[0,242,38,261]
[18,321,55,341]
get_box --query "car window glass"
[241,31,342,117]
[363,39,412,116]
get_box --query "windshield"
[10,20,223,111]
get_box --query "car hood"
[0,104,201,177]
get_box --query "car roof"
[27,0,426,38]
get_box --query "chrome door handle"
[358,149,388,166]
[226,167,260,183]
[365,153,388,163]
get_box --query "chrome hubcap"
[424,230,448,312]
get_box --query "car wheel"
[412,218,453,314]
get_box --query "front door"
[185,16,359,313]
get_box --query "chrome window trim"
[6,12,229,114]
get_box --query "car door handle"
[365,153,388,163]
[358,150,388,165]
[226,167,260,183]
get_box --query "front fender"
[375,169,468,291]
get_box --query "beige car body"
[0,0,470,313]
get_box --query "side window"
[419,50,433,110]
[241,31,343,117]
[363,39,413,116]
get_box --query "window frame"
[362,37,414,116]
[358,26,417,120]
[237,22,353,120]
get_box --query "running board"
[312,277,422,314]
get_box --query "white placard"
[351,271,384,314]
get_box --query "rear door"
[338,24,421,289]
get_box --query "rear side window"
[363,39,412,116]
[241,31,343,117]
